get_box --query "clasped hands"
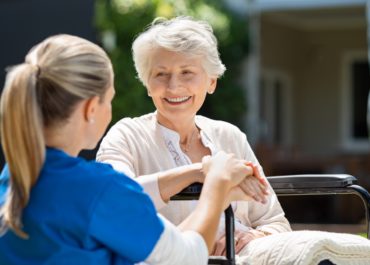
[202,152,269,206]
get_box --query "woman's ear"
[83,96,100,124]
[207,78,217,94]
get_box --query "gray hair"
[132,16,226,86]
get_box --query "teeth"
[166,96,190,103]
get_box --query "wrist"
[201,177,231,212]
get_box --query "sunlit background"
[0,0,369,236]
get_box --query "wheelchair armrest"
[267,174,357,189]
[171,182,203,200]
[172,174,358,199]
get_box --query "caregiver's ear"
[83,96,100,123]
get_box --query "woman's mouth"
[165,96,191,104]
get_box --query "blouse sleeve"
[89,173,164,263]
[96,122,167,209]
[235,135,291,234]
[96,123,137,178]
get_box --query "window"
[352,61,369,139]
[341,52,370,152]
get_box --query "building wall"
[261,18,367,156]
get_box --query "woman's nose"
[168,75,180,90]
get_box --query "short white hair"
[132,16,226,87]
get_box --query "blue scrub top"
[0,148,164,265]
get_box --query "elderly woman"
[97,16,291,256]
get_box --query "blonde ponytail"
[0,34,112,238]
[0,64,45,238]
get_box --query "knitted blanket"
[237,230,370,265]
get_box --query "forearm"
[128,163,202,210]
[156,163,203,203]
[178,180,228,253]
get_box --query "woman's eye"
[182,71,193,75]
[155,72,170,79]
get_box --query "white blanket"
[236,230,370,265]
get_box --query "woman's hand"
[211,229,269,256]
[245,162,268,187]
[238,177,268,204]
[201,152,253,190]
[202,153,269,205]
[239,163,269,204]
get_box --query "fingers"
[245,162,268,187]
[213,230,266,256]
[235,231,255,254]
[249,178,268,203]
[212,236,226,256]
[239,180,258,202]
[239,177,268,204]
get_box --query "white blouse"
[158,123,251,239]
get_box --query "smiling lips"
[165,96,191,104]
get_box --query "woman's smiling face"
[147,48,217,127]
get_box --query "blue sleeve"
[0,165,9,206]
[89,172,164,263]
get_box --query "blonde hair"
[132,16,226,87]
[0,34,112,238]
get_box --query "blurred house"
[244,0,370,191]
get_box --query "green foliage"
[94,0,249,128]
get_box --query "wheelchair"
[172,174,370,265]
